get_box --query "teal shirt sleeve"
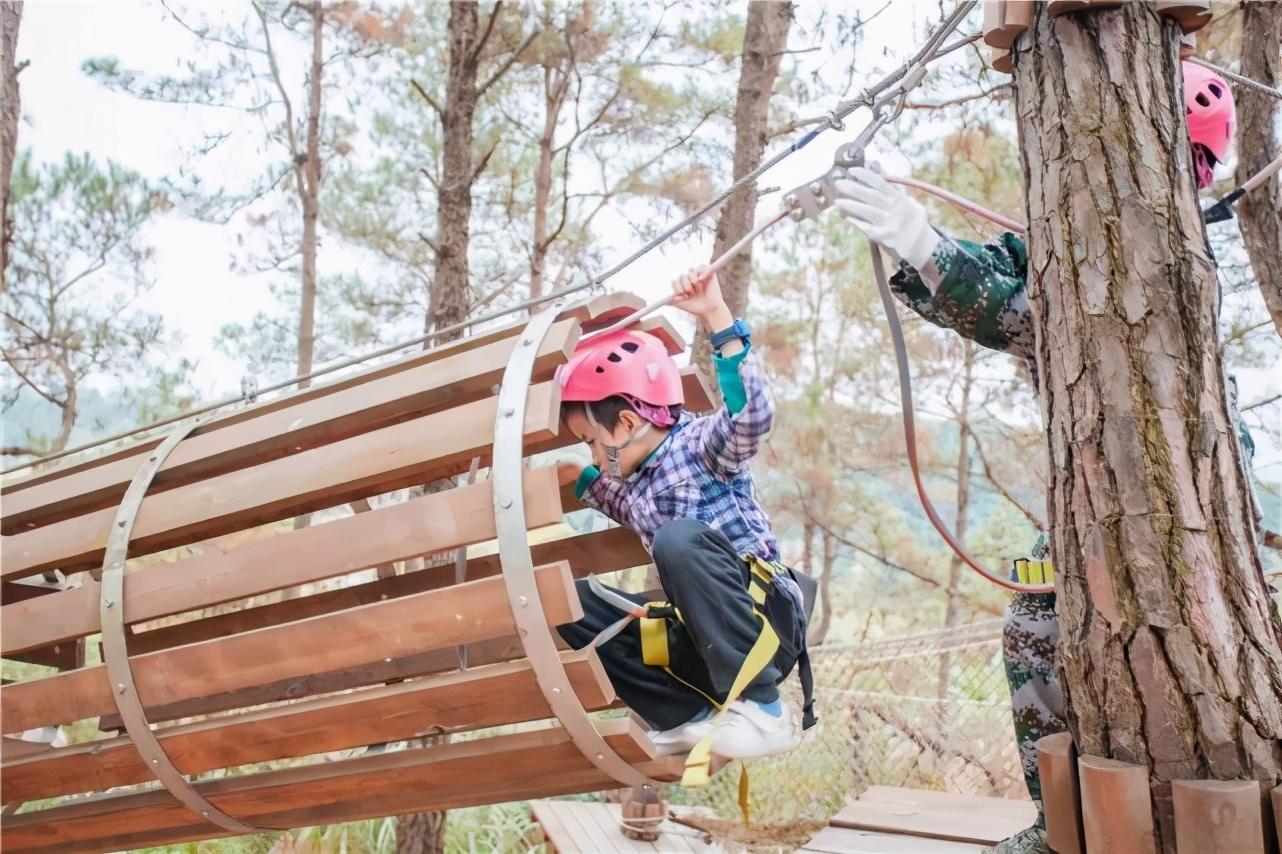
[573,465,601,499]
[714,346,751,415]
[889,231,1036,362]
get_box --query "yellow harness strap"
[640,616,669,667]
[1013,559,1054,585]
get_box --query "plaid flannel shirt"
[578,346,780,561]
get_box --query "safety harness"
[588,555,817,788]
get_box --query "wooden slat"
[3,637,83,670]
[1,379,563,580]
[1,561,581,733]
[801,826,986,853]
[0,292,664,497]
[1037,732,1084,854]
[2,648,613,803]
[98,635,533,729]
[1172,780,1266,854]
[1,718,676,853]
[1077,755,1157,854]
[0,319,579,535]
[123,523,647,655]
[829,786,1037,847]
[2,466,563,655]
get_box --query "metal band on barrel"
[492,307,658,788]
[98,419,267,835]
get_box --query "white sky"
[11,0,1280,474]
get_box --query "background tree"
[1011,6,1282,847]
[1,151,186,456]
[85,0,376,386]
[1233,0,1281,339]
[1,0,22,285]
[693,0,791,381]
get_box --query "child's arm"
[671,267,773,478]
[561,460,629,524]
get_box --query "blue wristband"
[709,318,751,354]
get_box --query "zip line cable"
[1189,55,1282,101]
[4,4,976,477]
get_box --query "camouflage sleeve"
[888,231,1036,362]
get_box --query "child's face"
[564,408,654,478]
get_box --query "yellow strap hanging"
[639,617,669,667]
[738,762,752,825]
[680,610,780,787]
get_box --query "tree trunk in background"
[808,528,835,645]
[427,1,480,342]
[1012,6,1282,848]
[530,65,569,302]
[398,5,484,851]
[295,0,324,388]
[0,0,22,290]
[693,0,791,383]
[1235,0,1282,339]
[936,341,974,702]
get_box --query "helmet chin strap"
[585,406,652,479]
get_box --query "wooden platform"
[802,786,1037,852]
[531,800,721,853]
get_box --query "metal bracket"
[492,308,659,788]
[783,142,869,221]
[99,418,269,836]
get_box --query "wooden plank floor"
[803,785,1036,852]
[531,800,721,854]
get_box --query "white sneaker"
[710,700,799,760]
[647,711,714,756]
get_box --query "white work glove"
[833,167,941,270]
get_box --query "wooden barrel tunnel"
[0,293,715,853]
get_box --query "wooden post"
[620,786,666,842]
[1172,780,1265,854]
[1078,755,1157,854]
[1037,733,1084,854]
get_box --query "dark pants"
[558,519,787,731]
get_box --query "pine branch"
[476,27,538,100]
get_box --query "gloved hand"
[833,167,941,270]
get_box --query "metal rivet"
[384,658,392,663]
[151,758,160,765]
[380,594,388,600]
[551,687,561,695]
[500,498,514,510]
[105,600,115,609]
[116,683,127,693]
[518,596,529,608]
[521,337,533,346]
[117,520,127,528]
[501,407,515,418]
[202,811,210,818]
[596,753,604,760]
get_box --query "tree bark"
[427,1,481,345]
[809,528,835,645]
[1012,6,1282,848]
[0,0,22,290]
[295,0,324,388]
[937,341,974,701]
[1235,0,1282,339]
[693,0,791,382]
[530,64,569,302]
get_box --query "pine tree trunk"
[809,529,835,645]
[295,0,324,388]
[398,6,485,850]
[0,0,22,289]
[1012,5,1282,848]
[530,66,568,303]
[937,341,974,701]
[427,1,480,344]
[693,0,791,382]
[1235,0,1282,339]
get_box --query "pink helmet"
[558,329,683,416]
[1183,60,1235,164]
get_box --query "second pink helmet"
[558,328,684,410]
[1184,60,1235,164]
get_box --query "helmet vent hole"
[620,341,640,353]
[1195,93,1210,108]
[1208,83,1222,98]
[607,352,623,363]
[595,366,605,373]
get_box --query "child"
[556,268,815,764]
[832,61,1251,854]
